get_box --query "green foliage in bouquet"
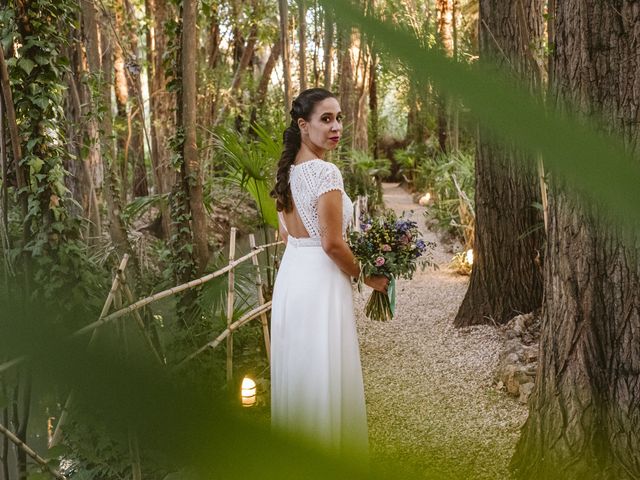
[348,210,435,321]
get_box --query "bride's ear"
[297,118,308,135]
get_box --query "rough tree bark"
[338,29,356,148]
[454,0,544,327]
[511,2,640,478]
[145,0,173,238]
[181,0,209,273]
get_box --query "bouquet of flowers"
[348,211,434,321]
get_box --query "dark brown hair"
[270,88,337,212]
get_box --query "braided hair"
[270,88,337,212]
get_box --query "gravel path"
[354,183,528,479]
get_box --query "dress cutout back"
[286,159,353,237]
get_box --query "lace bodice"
[279,159,353,238]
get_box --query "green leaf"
[26,137,39,151]
[245,177,278,229]
[34,54,49,65]
[30,158,44,173]
[17,57,36,75]
[33,96,49,110]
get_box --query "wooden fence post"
[226,227,237,384]
[249,233,271,363]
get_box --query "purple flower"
[375,256,385,267]
[382,244,391,252]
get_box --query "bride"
[269,88,388,460]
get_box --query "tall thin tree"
[298,0,307,91]
[181,0,209,273]
[145,0,173,238]
[323,7,333,91]
[279,0,292,115]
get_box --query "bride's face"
[299,97,343,151]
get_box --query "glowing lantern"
[241,376,257,407]
[465,249,474,266]
[418,192,432,206]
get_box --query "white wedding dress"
[270,159,369,460]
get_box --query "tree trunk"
[279,0,292,116]
[113,29,129,199]
[512,2,640,478]
[338,29,355,148]
[353,46,369,152]
[91,4,133,259]
[181,0,209,273]
[405,80,427,145]
[207,3,221,70]
[436,0,453,153]
[79,0,104,203]
[65,31,102,236]
[124,0,148,198]
[145,0,173,238]
[213,21,258,128]
[297,0,307,92]
[323,8,334,91]
[312,0,320,86]
[249,40,281,129]
[436,0,453,53]
[454,0,545,328]
[369,47,378,158]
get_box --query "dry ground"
[354,183,528,479]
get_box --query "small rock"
[519,382,535,404]
[505,352,520,364]
[523,346,538,363]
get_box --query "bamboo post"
[249,234,271,362]
[0,422,66,479]
[226,227,237,384]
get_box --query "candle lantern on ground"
[241,376,257,407]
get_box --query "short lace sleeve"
[316,162,344,197]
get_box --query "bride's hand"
[364,275,389,293]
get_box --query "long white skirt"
[270,236,369,460]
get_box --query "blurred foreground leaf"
[323,0,640,232]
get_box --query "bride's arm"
[318,191,388,292]
[277,211,288,245]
